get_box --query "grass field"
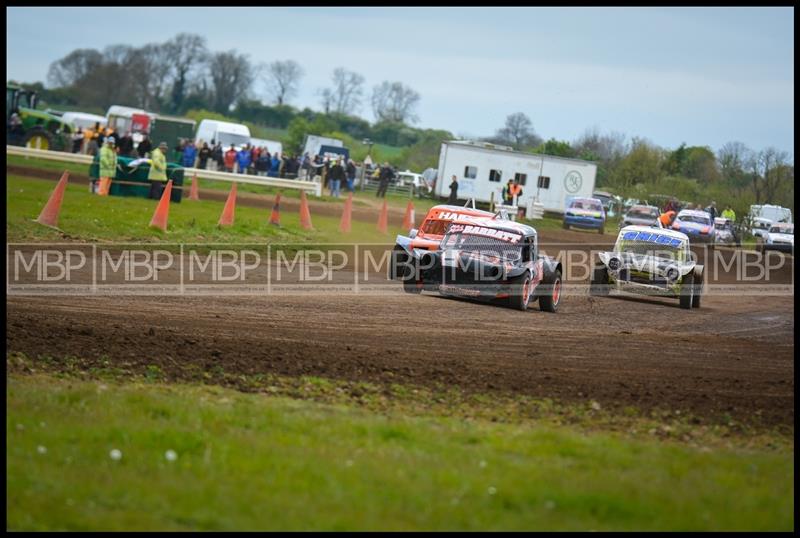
[6,175,411,244]
[6,373,793,531]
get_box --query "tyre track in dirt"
[6,289,793,429]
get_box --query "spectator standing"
[706,201,718,220]
[447,174,459,204]
[502,179,514,204]
[236,145,252,175]
[71,127,84,154]
[198,142,211,169]
[721,205,736,222]
[301,153,312,180]
[269,153,281,177]
[212,141,224,171]
[224,145,237,173]
[86,133,100,157]
[376,162,395,198]
[97,136,118,196]
[256,151,270,176]
[329,158,345,197]
[346,159,357,192]
[182,140,198,168]
[118,131,134,157]
[137,135,152,158]
[148,142,169,200]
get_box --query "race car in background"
[670,209,715,246]
[394,215,564,312]
[714,217,739,247]
[563,196,606,234]
[749,217,773,239]
[759,223,794,254]
[619,204,663,230]
[591,225,704,309]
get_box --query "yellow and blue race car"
[591,225,704,309]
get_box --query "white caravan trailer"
[434,140,597,213]
[195,119,252,150]
[302,135,343,157]
[250,137,283,156]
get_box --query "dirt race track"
[6,169,795,429]
[6,261,794,430]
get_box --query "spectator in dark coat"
[137,136,152,158]
[346,159,357,192]
[377,162,395,198]
[198,142,211,169]
[447,175,459,204]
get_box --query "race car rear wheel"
[539,269,562,313]
[679,273,695,310]
[509,273,532,311]
[590,266,609,296]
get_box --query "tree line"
[21,32,794,215]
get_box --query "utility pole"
[361,138,373,191]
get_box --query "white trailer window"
[514,173,527,186]
[537,176,550,189]
[489,169,502,182]
[464,166,477,179]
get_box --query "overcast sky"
[6,6,794,155]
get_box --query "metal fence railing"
[7,145,322,196]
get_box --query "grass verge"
[6,175,404,244]
[7,372,794,531]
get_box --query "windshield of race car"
[421,219,450,235]
[627,207,659,219]
[678,214,711,225]
[614,230,687,261]
[570,200,603,211]
[441,224,524,262]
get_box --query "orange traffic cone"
[35,171,69,228]
[269,193,282,226]
[188,173,200,201]
[149,180,174,232]
[339,192,353,233]
[299,191,313,230]
[377,200,389,234]
[218,182,238,226]
[402,200,415,231]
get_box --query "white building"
[434,140,598,213]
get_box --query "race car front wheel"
[509,273,532,311]
[691,271,703,308]
[590,266,609,296]
[539,270,562,313]
[679,273,695,310]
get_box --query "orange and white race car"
[390,201,508,289]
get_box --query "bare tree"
[164,33,208,113]
[573,127,628,162]
[370,81,421,124]
[751,147,792,204]
[262,60,303,105]
[46,48,104,88]
[319,68,364,114]
[495,112,541,149]
[207,50,255,114]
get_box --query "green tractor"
[7,83,73,151]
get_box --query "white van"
[749,204,792,224]
[62,112,107,131]
[250,137,283,156]
[195,119,251,150]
